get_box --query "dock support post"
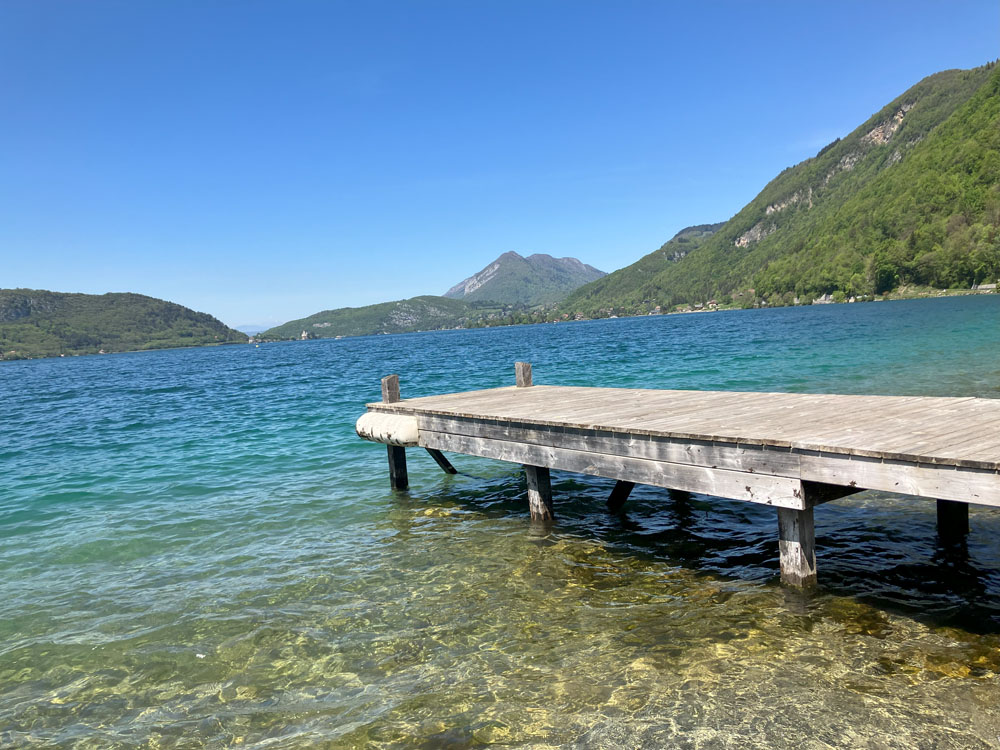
[607,480,634,514]
[524,465,553,521]
[777,507,817,587]
[387,445,408,490]
[515,361,532,387]
[426,448,457,475]
[381,375,408,491]
[937,499,969,545]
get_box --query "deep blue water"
[3,295,1000,748]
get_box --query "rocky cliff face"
[862,103,913,145]
[444,254,513,298]
[734,222,776,248]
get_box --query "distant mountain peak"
[445,252,606,305]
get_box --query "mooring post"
[514,361,551,519]
[607,480,635,514]
[777,507,817,587]
[381,374,408,491]
[515,361,532,387]
[937,499,969,545]
[524,465,553,521]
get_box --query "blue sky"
[2,1,997,328]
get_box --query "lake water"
[3,295,1000,748]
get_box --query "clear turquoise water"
[3,295,1000,748]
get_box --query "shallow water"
[3,296,1000,748]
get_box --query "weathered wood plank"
[381,374,401,404]
[515,361,533,388]
[418,414,803,477]
[419,429,811,509]
[368,385,1000,471]
[784,399,976,457]
[797,452,1000,507]
[906,428,1000,463]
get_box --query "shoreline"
[4,287,996,362]
[0,339,246,364]
[253,286,999,343]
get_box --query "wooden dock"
[356,363,1000,587]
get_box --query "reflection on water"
[2,296,1000,747]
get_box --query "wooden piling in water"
[524,464,553,521]
[607,480,635,513]
[515,362,551,519]
[937,499,969,544]
[381,375,408,491]
[426,448,458,474]
[777,507,817,587]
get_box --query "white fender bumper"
[355,412,420,446]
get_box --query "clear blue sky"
[2,1,997,328]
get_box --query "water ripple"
[2,296,1000,747]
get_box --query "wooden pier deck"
[356,364,1000,586]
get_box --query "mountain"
[0,289,247,360]
[562,62,1000,316]
[259,295,506,340]
[444,251,606,305]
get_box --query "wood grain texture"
[778,507,817,586]
[381,375,401,404]
[515,362,533,388]
[418,415,803,477]
[524,464,552,521]
[382,374,406,487]
[368,385,1000,472]
[419,429,811,509]
[798,453,1000,507]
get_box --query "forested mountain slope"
[0,289,247,360]
[563,62,1000,315]
[561,223,724,311]
[260,295,505,339]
